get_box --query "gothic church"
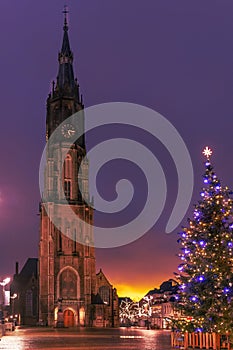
[38,12,119,328]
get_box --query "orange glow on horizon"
[96,249,179,302]
[113,276,173,301]
[116,283,150,301]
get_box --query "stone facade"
[90,270,119,327]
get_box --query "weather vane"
[202,146,213,160]
[63,5,69,28]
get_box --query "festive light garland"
[174,147,233,334]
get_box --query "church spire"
[56,6,77,96]
[46,8,83,142]
[61,5,72,56]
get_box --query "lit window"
[99,286,110,305]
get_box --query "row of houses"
[119,279,181,329]
[145,280,180,329]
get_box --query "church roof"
[17,258,38,280]
[96,268,112,287]
[11,258,38,294]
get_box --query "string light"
[174,148,233,334]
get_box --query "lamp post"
[10,293,17,325]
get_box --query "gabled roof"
[144,280,179,300]
[146,288,160,296]
[96,269,112,287]
[18,258,38,281]
[11,258,38,293]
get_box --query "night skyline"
[1,1,233,300]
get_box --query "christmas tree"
[175,147,233,334]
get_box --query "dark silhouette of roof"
[11,258,38,294]
[118,297,133,304]
[18,258,38,280]
[144,280,179,300]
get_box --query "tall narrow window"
[73,229,77,253]
[64,180,71,200]
[25,290,33,316]
[53,177,58,199]
[57,229,62,253]
[64,155,72,179]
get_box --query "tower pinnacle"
[55,6,77,96]
[63,5,69,31]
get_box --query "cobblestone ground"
[0,327,174,350]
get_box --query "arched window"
[63,155,72,200]
[99,286,110,305]
[64,155,72,179]
[59,269,77,300]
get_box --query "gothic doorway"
[63,309,75,327]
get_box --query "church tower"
[39,10,96,327]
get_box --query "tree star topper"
[202,146,213,159]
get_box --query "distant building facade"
[38,12,118,327]
[145,280,180,329]
[10,259,38,326]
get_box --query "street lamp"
[0,278,11,286]
[10,293,17,323]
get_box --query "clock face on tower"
[61,123,76,139]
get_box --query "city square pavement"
[0,327,174,350]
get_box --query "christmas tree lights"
[175,147,233,334]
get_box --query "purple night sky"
[1,0,233,298]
